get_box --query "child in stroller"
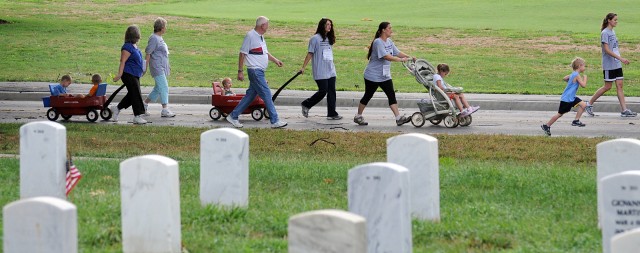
[433,63,479,117]
[403,59,475,128]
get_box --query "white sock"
[396,115,402,120]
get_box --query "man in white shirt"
[227,16,288,128]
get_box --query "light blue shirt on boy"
[50,84,67,96]
[363,38,399,82]
[560,71,580,102]
[308,34,336,80]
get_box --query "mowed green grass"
[148,0,640,33]
[1,0,640,95]
[0,123,609,252]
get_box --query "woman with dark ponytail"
[584,13,636,117]
[354,22,415,126]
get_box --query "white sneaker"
[271,121,288,128]
[459,108,470,117]
[143,103,150,116]
[468,106,480,114]
[161,108,176,117]
[110,106,120,122]
[133,115,147,124]
[227,117,243,128]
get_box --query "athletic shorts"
[558,97,582,114]
[603,68,624,82]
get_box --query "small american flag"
[66,158,82,196]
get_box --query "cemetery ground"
[2,1,640,252]
[0,123,609,252]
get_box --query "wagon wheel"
[46,108,59,121]
[429,119,442,125]
[61,114,72,120]
[100,108,112,120]
[209,107,222,120]
[459,115,472,127]
[264,109,270,120]
[86,109,99,122]
[411,112,425,127]
[251,108,264,121]
[443,115,459,128]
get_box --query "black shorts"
[558,97,582,114]
[603,68,624,82]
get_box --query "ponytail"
[601,13,616,31]
[367,22,390,60]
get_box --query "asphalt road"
[1,101,638,138]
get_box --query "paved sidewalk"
[2,82,639,113]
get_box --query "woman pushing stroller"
[354,21,415,126]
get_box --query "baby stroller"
[403,59,472,128]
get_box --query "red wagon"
[43,83,112,122]
[208,82,266,121]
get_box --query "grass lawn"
[1,1,640,95]
[0,123,611,252]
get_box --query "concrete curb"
[2,82,640,113]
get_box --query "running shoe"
[621,109,638,117]
[541,124,551,136]
[571,120,586,127]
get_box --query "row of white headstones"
[3,121,640,253]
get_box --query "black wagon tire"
[46,108,59,121]
[251,108,264,121]
[100,108,112,120]
[86,109,99,122]
[209,107,222,120]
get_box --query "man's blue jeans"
[230,68,279,124]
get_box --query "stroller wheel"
[444,115,459,128]
[411,112,425,127]
[459,115,472,127]
[429,119,442,125]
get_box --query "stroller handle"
[402,58,418,75]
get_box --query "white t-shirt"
[240,29,269,70]
[432,73,444,89]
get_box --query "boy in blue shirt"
[541,57,588,136]
[50,75,73,97]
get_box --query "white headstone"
[601,171,640,253]
[387,133,440,221]
[3,196,77,253]
[611,227,640,253]
[120,155,181,253]
[200,128,249,207]
[288,209,367,253]
[597,139,640,227]
[19,121,66,199]
[348,162,412,253]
